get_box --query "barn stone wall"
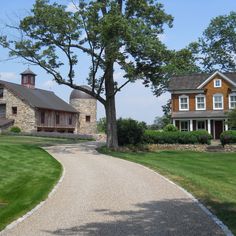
[70,98,97,134]
[4,88,36,132]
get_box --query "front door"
[214,120,223,139]
[0,104,6,118]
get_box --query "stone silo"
[69,86,97,134]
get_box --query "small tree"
[227,108,236,129]
[190,11,236,72]
[97,117,106,133]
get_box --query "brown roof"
[168,72,236,90]
[0,80,78,113]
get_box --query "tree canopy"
[190,11,236,72]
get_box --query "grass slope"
[99,148,236,235]
[0,135,66,231]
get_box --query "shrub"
[144,130,211,145]
[191,131,212,145]
[117,118,145,146]
[10,126,21,133]
[163,124,178,132]
[220,131,236,146]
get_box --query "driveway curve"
[1,142,226,236]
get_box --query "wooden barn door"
[0,104,6,118]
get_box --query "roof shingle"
[168,72,236,90]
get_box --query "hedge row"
[144,130,212,145]
[220,131,236,146]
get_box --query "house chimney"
[20,68,36,89]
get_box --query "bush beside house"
[220,131,236,146]
[144,130,212,145]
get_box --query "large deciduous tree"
[0,0,196,149]
[190,11,236,72]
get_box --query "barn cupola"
[20,68,36,89]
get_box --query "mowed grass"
[99,147,236,235]
[0,135,75,230]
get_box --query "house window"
[68,115,72,125]
[179,95,189,111]
[180,121,189,131]
[229,93,236,109]
[214,79,222,88]
[12,107,17,115]
[56,113,60,124]
[213,94,223,110]
[197,120,206,130]
[41,111,45,124]
[0,88,3,98]
[86,115,91,122]
[195,95,206,110]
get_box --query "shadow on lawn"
[44,199,225,236]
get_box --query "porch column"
[173,119,176,127]
[225,119,229,131]
[190,119,193,131]
[207,119,211,134]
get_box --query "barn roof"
[0,80,78,113]
[168,72,236,91]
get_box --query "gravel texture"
[1,142,225,236]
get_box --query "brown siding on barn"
[36,109,77,130]
[203,75,231,111]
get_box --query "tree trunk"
[104,63,119,149]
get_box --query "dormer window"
[179,95,189,111]
[213,94,223,110]
[195,94,206,110]
[229,93,236,109]
[214,79,222,88]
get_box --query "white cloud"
[0,72,17,81]
[66,2,78,13]
[42,80,56,90]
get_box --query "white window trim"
[195,94,206,111]
[179,95,189,111]
[214,79,222,88]
[213,94,224,110]
[229,93,236,109]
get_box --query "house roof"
[172,111,227,119]
[168,72,236,91]
[20,69,37,76]
[0,80,78,113]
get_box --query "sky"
[0,0,235,124]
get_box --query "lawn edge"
[0,147,65,235]
[98,149,234,236]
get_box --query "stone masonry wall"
[70,98,97,134]
[4,88,36,132]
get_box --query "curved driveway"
[1,142,225,236]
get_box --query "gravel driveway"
[1,142,226,236]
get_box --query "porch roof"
[172,111,228,119]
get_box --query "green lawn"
[99,147,236,235]
[0,135,77,231]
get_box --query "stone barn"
[0,69,97,134]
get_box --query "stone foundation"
[147,144,208,152]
